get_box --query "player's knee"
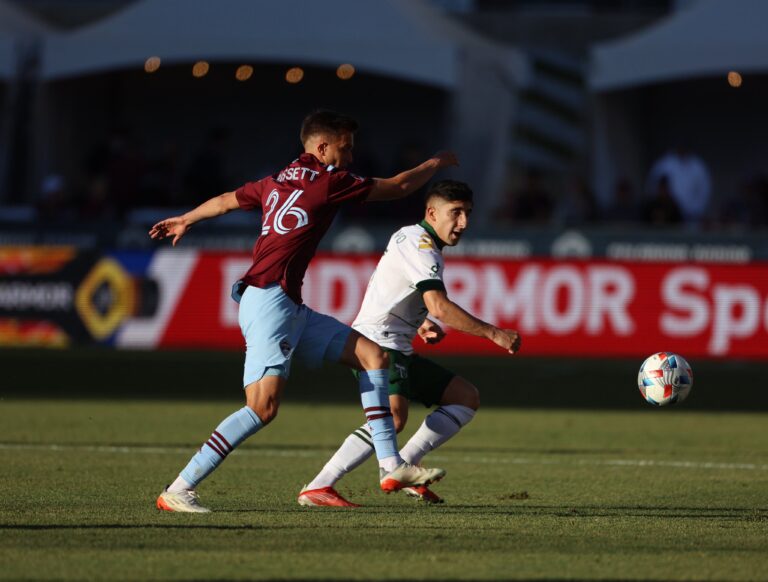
[245,396,281,425]
[250,401,279,424]
[444,378,480,410]
[244,375,284,425]
[465,384,480,411]
[359,339,388,371]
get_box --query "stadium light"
[144,56,161,73]
[193,61,210,78]
[236,65,254,81]
[286,67,304,84]
[336,64,355,80]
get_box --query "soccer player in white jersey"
[298,180,521,507]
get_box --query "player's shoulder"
[389,223,422,243]
[389,224,439,253]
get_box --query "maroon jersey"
[235,153,373,304]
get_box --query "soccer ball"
[637,352,693,406]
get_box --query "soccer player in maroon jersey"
[150,110,457,512]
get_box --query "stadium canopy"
[0,37,13,80]
[39,0,525,89]
[0,0,52,80]
[590,0,768,91]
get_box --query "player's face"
[429,199,472,246]
[321,132,355,169]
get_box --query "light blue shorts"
[237,283,351,387]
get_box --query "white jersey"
[352,222,445,355]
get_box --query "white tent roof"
[0,0,52,80]
[0,0,50,36]
[590,0,768,91]
[0,36,13,80]
[40,0,488,88]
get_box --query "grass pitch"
[1,399,767,581]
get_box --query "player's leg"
[292,314,400,469]
[390,394,409,433]
[387,358,474,503]
[338,333,445,491]
[160,375,279,504]
[293,318,379,506]
[157,284,301,513]
[299,394,411,506]
[295,313,444,494]
[400,374,479,466]
[337,333,406,469]
[297,418,371,507]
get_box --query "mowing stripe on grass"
[1,442,767,472]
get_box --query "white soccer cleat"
[380,463,445,493]
[156,487,211,513]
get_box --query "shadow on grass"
[0,524,274,531]
[4,348,768,411]
[0,440,634,457]
[2,505,765,531]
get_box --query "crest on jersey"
[279,338,293,357]
[419,234,435,250]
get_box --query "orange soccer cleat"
[297,486,361,508]
[403,485,444,504]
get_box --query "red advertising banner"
[136,251,768,359]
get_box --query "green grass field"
[1,398,767,581]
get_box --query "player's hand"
[431,151,459,169]
[418,320,446,345]
[149,216,190,246]
[490,328,521,354]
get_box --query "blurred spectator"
[643,175,682,226]
[79,177,113,221]
[79,137,112,220]
[143,141,183,206]
[106,129,146,217]
[184,128,230,204]
[554,174,598,226]
[603,177,641,223]
[647,146,711,227]
[37,174,75,223]
[720,175,768,229]
[497,168,554,224]
[340,140,383,222]
[367,140,428,224]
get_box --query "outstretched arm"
[148,191,240,246]
[366,151,458,202]
[422,289,521,354]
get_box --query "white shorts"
[237,283,351,386]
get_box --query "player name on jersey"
[275,166,320,183]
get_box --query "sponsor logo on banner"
[0,247,159,347]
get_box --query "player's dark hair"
[300,110,359,144]
[425,180,474,206]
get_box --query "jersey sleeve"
[327,170,374,204]
[235,179,265,211]
[396,231,446,293]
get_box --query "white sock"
[399,405,476,465]
[306,425,375,490]
[167,475,194,493]
[379,455,402,473]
